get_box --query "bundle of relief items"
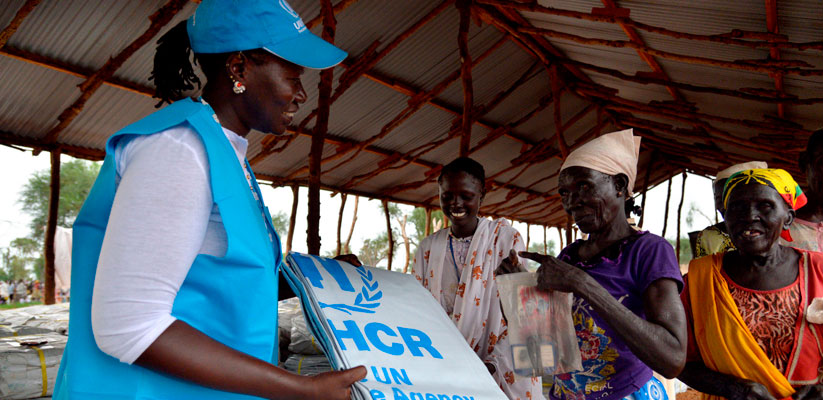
[283,253,507,400]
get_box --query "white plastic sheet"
[0,333,66,399]
[0,303,69,338]
[284,252,508,400]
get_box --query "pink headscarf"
[560,129,642,195]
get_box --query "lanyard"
[448,236,461,282]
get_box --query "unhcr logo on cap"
[279,0,307,32]
[279,0,299,18]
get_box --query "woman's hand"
[792,384,823,400]
[728,379,777,400]
[495,249,527,275]
[520,251,587,293]
[304,366,367,400]
[334,254,362,267]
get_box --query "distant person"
[789,129,823,251]
[521,129,686,400]
[0,280,8,304]
[679,168,823,399]
[694,161,768,257]
[412,157,543,400]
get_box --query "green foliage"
[1,247,31,281]
[3,159,100,281]
[527,240,556,256]
[18,159,100,241]
[271,211,289,238]
[357,232,395,268]
[666,236,693,265]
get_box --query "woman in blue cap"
[53,1,366,399]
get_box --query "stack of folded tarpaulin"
[283,252,508,400]
[0,303,70,399]
[277,297,333,375]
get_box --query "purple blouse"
[549,231,683,400]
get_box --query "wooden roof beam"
[281,36,508,180]
[517,25,823,76]
[477,0,823,52]
[39,0,189,149]
[1,46,156,97]
[252,0,454,163]
[340,61,541,190]
[554,56,823,105]
[597,1,684,102]
[0,0,42,49]
[765,0,786,118]
[573,83,810,148]
[0,130,104,161]
[305,0,360,30]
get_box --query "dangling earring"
[230,77,246,94]
[227,54,247,94]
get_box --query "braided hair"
[150,21,275,108]
[150,21,202,108]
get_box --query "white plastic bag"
[496,272,582,379]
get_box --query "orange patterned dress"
[723,270,801,374]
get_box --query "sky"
[0,144,717,267]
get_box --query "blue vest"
[54,98,282,399]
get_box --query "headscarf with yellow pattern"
[722,168,807,242]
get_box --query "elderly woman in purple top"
[519,130,686,400]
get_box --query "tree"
[18,159,100,240]
[358,232,394,268]
[271,211,289,239]
[524,240,556,271]
[667,236,693,266]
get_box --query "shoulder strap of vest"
[105,98,207,154]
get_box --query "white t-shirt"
[91,124,253,364]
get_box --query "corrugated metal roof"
[1,0,821,227]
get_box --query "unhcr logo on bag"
[292,254,383,314]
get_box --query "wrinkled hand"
[495,249,527,275]
[304,366,367,400]
[728,379,777,400]
[519,251,585,293]
[334,254,362,267]
[793,384,823,400]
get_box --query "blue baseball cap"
[187,0,347,69]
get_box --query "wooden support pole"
[383,200,394,271]
[345,196,359,254]
[0,0,42,50]
[424,208,432,236]
[638,151,656,228]
[557,226,564,249]
[526,223,531,249]
[662,177,673,238]
[307,0,337,255]
[543,225,548,253]
[336,193,347,256]
[43,149,60,305]
[457,0,473,157]
[676,172,688,264]
[286,184,299,254]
